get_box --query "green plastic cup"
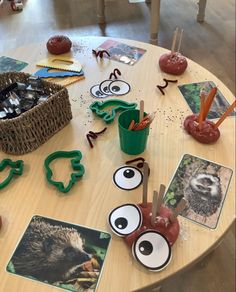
[118,109,150,155]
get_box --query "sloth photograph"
[165,154,233,229]
[7,216,111,292]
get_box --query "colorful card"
[96,39,146,65]
[0,56,28,72]
[7,215,111,292]
[164,154,233,229]
[178,81,236,119]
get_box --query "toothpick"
[139,100,144,123]
[151,190,158,227]
[142,162,149,205]
[156,184,166,215]
[214,100,236,129]
[171,27,179,54]
[169,197,187,223]
[177,29,183,53]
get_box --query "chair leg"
[150,0,161,45]
[97,0,105,24]
[197,0,207,22]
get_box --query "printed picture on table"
[0,56,28,72]
[96,39,146,65]
[178,81,236,119]
[6,215,111,292]
[164,154,233,229]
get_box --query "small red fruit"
[46,35,72,55]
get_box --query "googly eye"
[99,80,113,96]
[108,80,131,96]
[113,166,143,190]
[108,204,142,236]
[90,84,108,98]
[132,230,172,271]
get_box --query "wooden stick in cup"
[156,184,166,215]
[214,100,236,129]
[139,100,144,122]
[142,162,149,206]
[128,120,135,130]
[171,27,179,55]
[169,197,187,223]
[177,29,184,53]
[151,190,158,227]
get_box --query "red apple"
[46,35,72,55]
[124,203,180,247]
[159,52,188,75]
[184,114,220,144]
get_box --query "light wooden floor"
[0,1,235,292]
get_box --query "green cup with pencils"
[118,101,155,155]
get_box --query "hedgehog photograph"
[7,216,111,292]
[164,154,233,229]
[187,173,222,217]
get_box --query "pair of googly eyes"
[108,204,172,271]
[90,80,131,98]
[113,166,143,191]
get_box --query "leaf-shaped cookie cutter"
[89,99,137,124]
[44,150,85,193]
[0,159,24,190]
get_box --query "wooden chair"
[96,0,207,45]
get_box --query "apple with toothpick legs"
[159,28,188,75]
[184,87,236,144]
[108,162,187,271]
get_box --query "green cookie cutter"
[0,159,24,190]
[44,150,85,193]
[89,99,137,124]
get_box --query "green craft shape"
[89,99,137,124]
[44,150,85,193]
[0,159,24,190]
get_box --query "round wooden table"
[0,37,235,292]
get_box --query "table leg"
[150,0,161,45]
[197,0,207,22]
[97,0,105,24]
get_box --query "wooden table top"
[0,36,235,292]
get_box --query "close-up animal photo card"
[0,56,28,72]
[6,215,111,292]
[96,39,146,65]
[164,154,233,229]
[178,81,236,119]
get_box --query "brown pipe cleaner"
[126,157,150,175]
[109,68,121,79]
[92,49,110,58]
[86,127,107,148]
[157,78,178,95]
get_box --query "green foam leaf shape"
[0,159,24,190]
[44,150,85,194]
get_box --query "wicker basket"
[0,72,72,155]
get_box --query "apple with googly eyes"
[108,204,173,271]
